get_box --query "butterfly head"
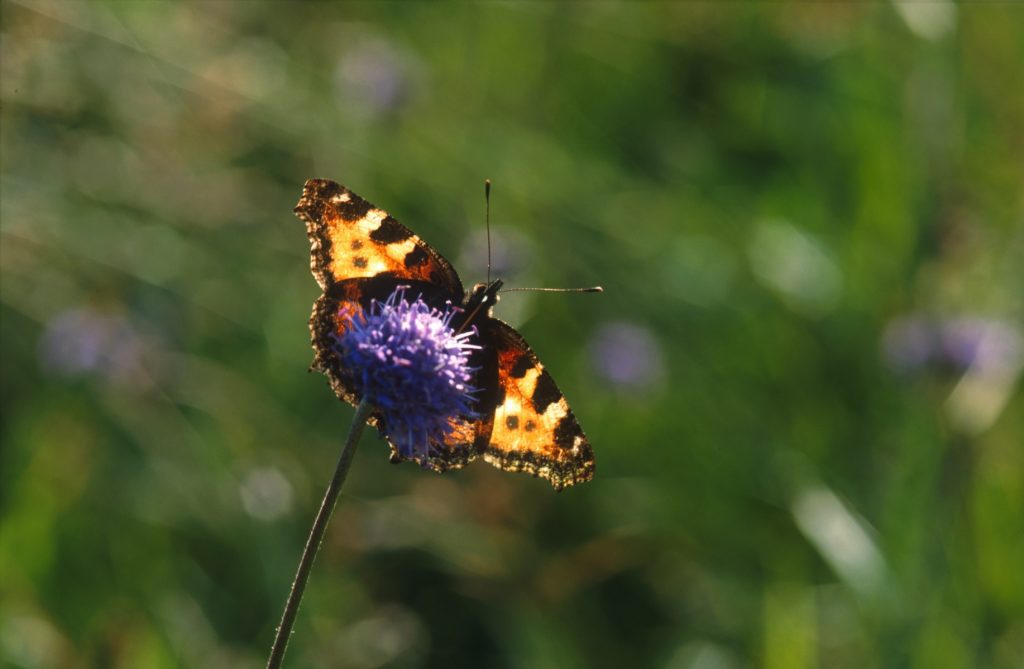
[465,279,504,316]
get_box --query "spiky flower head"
[333,287,479,463]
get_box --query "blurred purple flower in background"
[882,313,1023,435]
[335,36,415,116]
[939,318,1022,372]
[588,321,665,392]
[881,316,932,372]
[881,315,1022,374]
[333,288,479,462]
[38,306,153,388]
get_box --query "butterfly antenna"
[502,286,604,293]
[485,179,492,285]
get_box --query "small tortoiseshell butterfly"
[295,179,595,490]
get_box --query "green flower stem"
[267,399,373,669]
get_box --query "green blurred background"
[2,2,1023,668]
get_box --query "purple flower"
[333,288,479,463]
[38,306,151,387]
[335,37,413,116]
[588,321,665,391]
[882,314,1022,374]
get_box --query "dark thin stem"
[266,399,373,669]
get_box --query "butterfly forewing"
[296,179,463,296]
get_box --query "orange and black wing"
[295,178,463,296]
[482,319,595,490]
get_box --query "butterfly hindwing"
[310,277,492,473]
[310,277,451,408]
[482,319,595,491]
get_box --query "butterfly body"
[296,179,594,490]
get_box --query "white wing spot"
[387,238,417,262]
[357,208,388,234]
[542,398,568,426]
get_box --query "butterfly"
[295,178,595,490]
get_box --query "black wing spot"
[510,354,532,379]
[404,245,429,268]
[505,415,519,430]
[353,256,368,268]
[337,194,373,221]
[351,239,364,250]
[524,420,536,432]
[370,216,413,244]
[553,414,581,450]
[531,370,560,414]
